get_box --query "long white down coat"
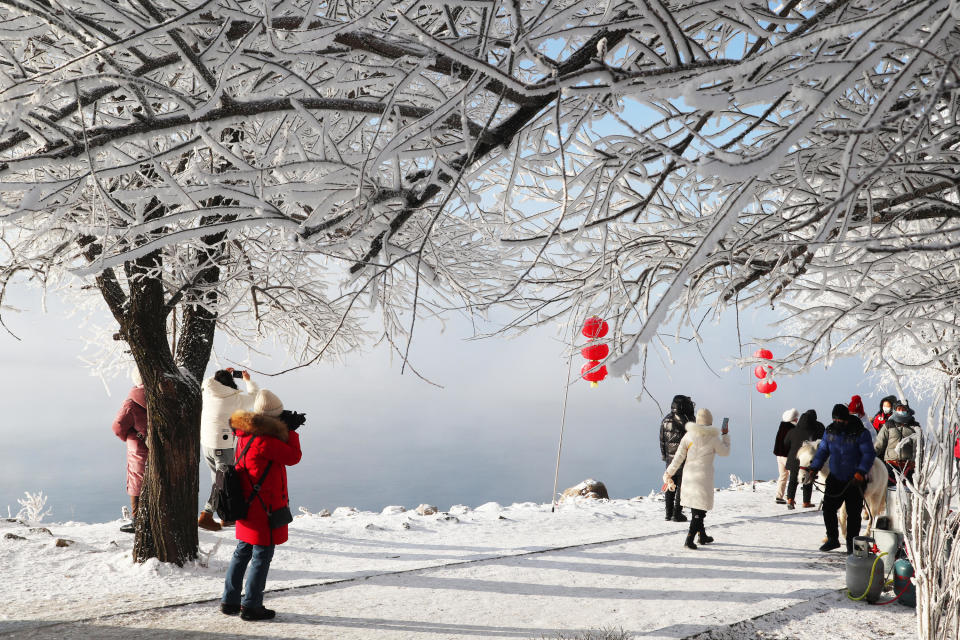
[199,377,259,449]
[665,422,731,512]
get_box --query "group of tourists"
[658,391,923,556]
[110,364,944,621]
[111,368,302,622]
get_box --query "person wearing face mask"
[872,395,899,433]
[875,403,919,485]
[806,404,876,554]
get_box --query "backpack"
[211,436,272,522]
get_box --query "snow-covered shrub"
[902,383,960,640]
[16,491,51,523]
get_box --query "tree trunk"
[133,371,201,565]
[90,236,219,566]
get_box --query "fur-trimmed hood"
[230,410,289,442]
[685,421,720,438]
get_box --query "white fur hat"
[253,389,284,417]
[695,408,713,426]
[782,408,800,423]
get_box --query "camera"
[231,370,244,379]
[279,410,306,431]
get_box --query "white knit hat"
[253,389,284,417]
[695,408,713,426]
[782,408,800,423]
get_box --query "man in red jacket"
[220,390,302,621]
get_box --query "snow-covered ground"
[0,481,916,639]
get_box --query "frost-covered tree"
[3,0,960,614]
[0,0,539,564]
[0,0,640,565]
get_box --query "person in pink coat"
[110,371,148,533]
[221,390,302,621]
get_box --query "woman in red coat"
[221,390,301,621]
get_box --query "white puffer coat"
[199,377,259,449]
[665,422,731,511]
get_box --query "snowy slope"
[0,481,917,639]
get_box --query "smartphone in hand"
[721,417,729,434]
[232,370,244,379]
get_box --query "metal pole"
[551,355,575,512]
[749,388,756,491]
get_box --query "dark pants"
[664,463,684,517]
[786,468,813,503]
[822,475,864,552]
[688,508,707,537]
[223,541,275,609]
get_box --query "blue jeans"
[222,541,275,608]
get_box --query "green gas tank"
[846,536,883,603]
[894,558,916,607]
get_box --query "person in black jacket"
[773,408,800,504]
[784,409,825,509]
[660,394,695,522]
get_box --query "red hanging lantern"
[581,361,608,388]
[582,316,609,339]
[753,348,773,360]
[754,364,769,379]
[756,379,777,397]
[581,343,610,360]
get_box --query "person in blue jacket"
[806,403,876,554]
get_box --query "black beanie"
[832,403,849,421]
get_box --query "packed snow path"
[1,484,915,639]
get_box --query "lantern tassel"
[590,381,599,389]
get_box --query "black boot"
[240,606,276,621]
[684,533,698,550]
[665,504,674,521]
[672,510,688,522]
[698,531,714,544]
[819,538,841,552]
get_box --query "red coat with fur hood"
[231,411,302,546]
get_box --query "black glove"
[279,410,306,431]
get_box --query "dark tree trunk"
[87,223,222,565]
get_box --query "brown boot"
[198,511,222,531]
[786,499,796,510]
[802,502,815,508]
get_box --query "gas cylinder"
[893,558,916,607]
[846,537,883,603]
[871,528,901,578]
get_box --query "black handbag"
[267,505,293,529]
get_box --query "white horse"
[797,439,888,537]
